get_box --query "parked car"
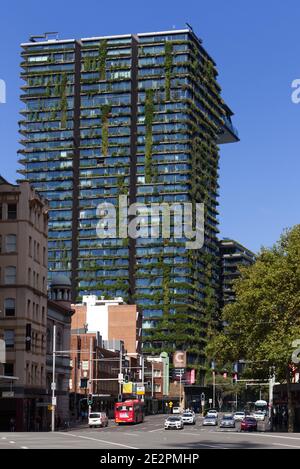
[233,411,246,421]
[164,416,184,430]
[253,411,265,421]
[206,409,218,418]
[88,412,108,428]
[172,407,181,414]
[182,412,196,425]
[219,414,236,429]
[240,417,258,432]
[202,416,218,426]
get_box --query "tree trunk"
[286,367,295,433]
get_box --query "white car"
[206,409,218,419]
[253,411,265,421]
[233,411,246,421]
[164,416,184,430]
[88,412,108,428]
[172,407,181,414]
[182,412,196,425]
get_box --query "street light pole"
[151,361,154,399]
[212,369,216,409]
[51,325,56,432]
[118,344,123,401]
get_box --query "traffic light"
[232,373,238,384]
[124,375,129,383]
[88,394,93,406]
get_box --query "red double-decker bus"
[114,399,144,424]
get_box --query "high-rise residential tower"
[19,29,238,381]
[219,239,256,307]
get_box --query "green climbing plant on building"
[100,104,111,156]
[98,39,107,80]
[164,41,173,101]
[144,89,154,183]
[60,73,68,128]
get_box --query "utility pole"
[269,367,276,422]
[89,337,93,416]
[51,325,56,432]
[151,361,154,399]
[118,344,123,401]
[212,369,216,409]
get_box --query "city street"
[1,415,300,449]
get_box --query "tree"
[207,225,300,432]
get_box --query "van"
[88,412,108,428]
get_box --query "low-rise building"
[0,176,48,431]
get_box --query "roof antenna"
[186,22,194,32]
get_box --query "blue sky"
[0,0,299,253]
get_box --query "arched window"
[56,330,62,352]
[47,328,51,353]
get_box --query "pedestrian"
[9,417,16,432]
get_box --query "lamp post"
[51,325,56,432]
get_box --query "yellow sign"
[123,382,133,394]
[169,401,173,407]
[48,405,53,412]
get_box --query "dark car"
[240,417,257,432]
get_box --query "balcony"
[217,115,239,144]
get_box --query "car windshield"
[89,413,101,419]
[245,418,256,422]
[167,417,180,422]
[205,416,216,420]
[223,416,233,420]
[183,413,193,417]
[235,412,244,415]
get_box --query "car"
[252,411,265,421]
[182,412,196,425]
[88,412,108,428]
[219,414,236,429]
[206,409,218,418]
[202,416,218,426]
[172,407,181,414]
[240,417,258,432]
[164,416,184,430]
[233,411,246,421]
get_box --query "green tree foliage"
[207,225,300,431]
[144,89,154,183]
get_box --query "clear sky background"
[0,0,299,253]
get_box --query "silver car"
[220,414,236,428]
[202,416,218,426]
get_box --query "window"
[7,203,17,220]
[5,234,17,253]
[4,330,15,349]
[4,266,16,284]
[4,363,14,377]
[29,236,32,257]
[4,298,15,317]
[0,204,2,220]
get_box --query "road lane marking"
[1,437,7,440]
[149,428,163,433]
[233,433,300,441]
[9,441,15,444]
[58,432,138,449]
[21,447,28,449]
[273,442,300,449]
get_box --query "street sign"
[201,392,205,401]
[118,373,124,384]
[51,382,56,391]
[2,391,14,398]
[136,385,145,395]
[209,398,213,404]
[52,397,57,406]
[48,405,53,412]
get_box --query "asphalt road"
[1,415,300,449]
